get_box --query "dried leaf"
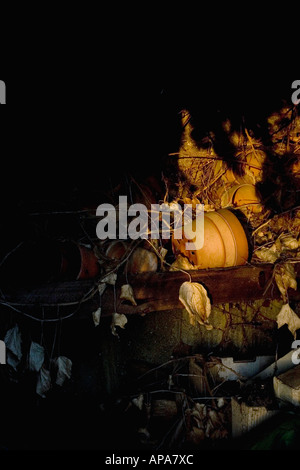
[101,272,117,285]
[158,246,168,261]
[132,394,144,410]
[36,366,51,398]
[255,245,279,263]
[55,356,72,386]
[205,409,226,439]
[111,312,128,336]
[275,263,297,302]
[179,282,212,329]
[194,403,207,420]
[208,409,223,428]
[191,409,205,429]
[29,342,44,372]
[120,284,137,306]
[217,398,225,409]
[98,283,107,295]
[169,255,197,272]
[277,303,300,339]
[158,247,168,270]
[92,307,101,327]
[4,325,22,370]
[281,235,299,251]
[4,325,22,360]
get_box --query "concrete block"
[232,397,279,438]
[273,364,300,407]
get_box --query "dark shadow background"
[0,74,295,256]
[0,75,295,205]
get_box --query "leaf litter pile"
[99,353,236,450]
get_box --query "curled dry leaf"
[205,409,227,438]
[194,403,207,420]
[169,255,197,272]
[55,356,72,386]
[120,284,137,306]
[92,307,101,327]
[111,312,128,337]
[158,246,168,270]
[29,342,45,372]
[191,409,205,429]
[277,303,300,339]
[275,263,297,302]
[208,409,224,428]
[179,282,212,329]
[280,235,299,251]
[36,366,51,398]
[4,325,22,370]
[158,246,168,261]
[217,398,225,409]
[101,272,117,285]
[4,325,22,360]
[254,245,279,263]
[98,283,107,296]
[132,394,144,411]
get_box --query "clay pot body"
[172,209,249,269]
[106,241,158,274]
[59,241,100,280]
[126,247,158,274]
[220,184,263,213]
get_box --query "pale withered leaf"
[55,356,72,386]
[132,394,144,410]
[120,284,137,306]
[277,303,300,339]
[36,367,51,398]
[111,312,128,336]
[101,272,117,285]
[92,307,101,327]
[29,342,45,372]
[275,263,297,302]
[179,282,212,329]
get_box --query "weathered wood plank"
[3,263,299,318]
[102,263,300,315]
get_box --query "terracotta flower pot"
[126,247,158,274]
[220,184,263,214]
[172,209,249,269]
[105,240,128,260]
[76,244,100,280]
[59,241,100,280]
